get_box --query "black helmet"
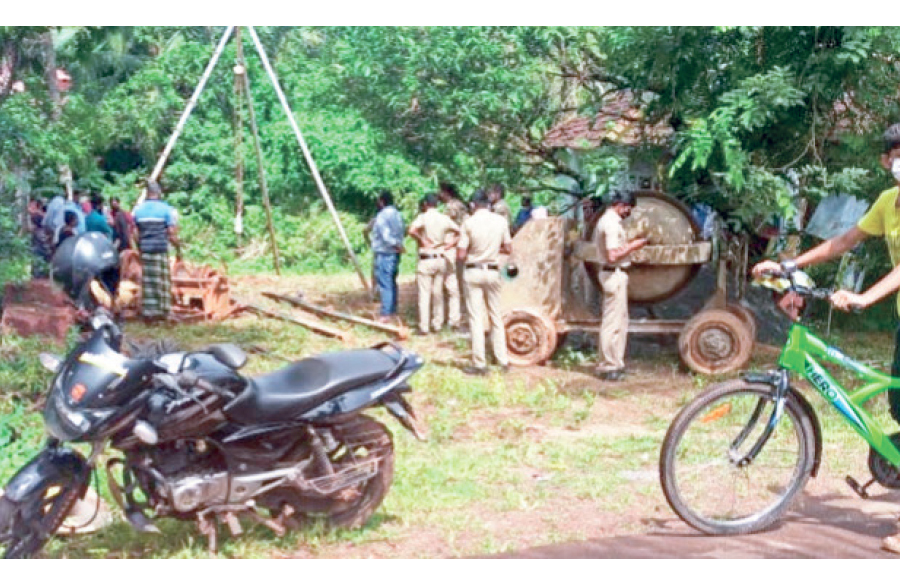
[51,232,119,304]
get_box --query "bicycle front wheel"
[660,379,816,535]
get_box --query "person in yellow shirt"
[752,122,900,554]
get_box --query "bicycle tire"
[660,379,816,535]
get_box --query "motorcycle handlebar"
[172,371,236,401]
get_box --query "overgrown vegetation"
[4,26,900,286]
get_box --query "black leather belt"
[601,265,623,271]
[465,263,499,270]
[419,253,443,259]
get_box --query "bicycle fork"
[733,370,792,467]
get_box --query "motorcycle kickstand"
[197,512,218,555]
[846,475,876,499]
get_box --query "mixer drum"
[585,190,705,304]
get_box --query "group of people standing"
[28,181,181,323]
[28,190,134,278]
[370,182,519,374]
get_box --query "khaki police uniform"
[492,199,512,226]
[596,207,630,373]
[458,208,511,368]
[443,198,469,327]
[410,208,459,333]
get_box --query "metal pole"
[246,26,371,291]
[238,38,282,275]
[233,28,245,249]
[145,26,235,191]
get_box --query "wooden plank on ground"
[262,292,408,340]
[240,303,351,343]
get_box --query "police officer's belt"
[419,253,443,259]
[465,263,499,270]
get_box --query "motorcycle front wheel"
[659,379,816,535]
[0,479,82,558]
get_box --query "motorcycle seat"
[223,349,398,424]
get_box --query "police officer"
[438,182,468,330]
[594,191,647,380]
[488,183,511,226]
[457,189,512,375]
[408,194,460,335]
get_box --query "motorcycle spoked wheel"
[0,480,83,558]
[268,414,395,530]
[868,432,900,489]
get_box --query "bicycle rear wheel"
[660,379,815,535]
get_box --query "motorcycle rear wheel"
[325,415,395,529]
[267,414,395,530]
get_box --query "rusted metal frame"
[242,303,350,342]
[261,291,408,340]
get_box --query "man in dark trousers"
[133,181,180,322]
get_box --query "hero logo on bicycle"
[824,346,867,373]
[805,361,868,434]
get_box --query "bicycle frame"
[779,322,900,466]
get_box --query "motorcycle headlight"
[44,393,91,441]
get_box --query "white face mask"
[892,158,900,183]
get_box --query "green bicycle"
[659,271,900,535]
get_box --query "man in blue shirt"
[132,181,180,322]
[513,196,534,234]
[371,190,405,323]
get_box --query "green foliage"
[587,26,900,232]
[671,67,805,192]
[5,26,900,278]
[0,188,29,288]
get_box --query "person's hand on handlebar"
[751,260,783,279]
[830,289,869,312]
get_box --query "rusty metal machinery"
[499,191,756,375]
[116,251,237,322]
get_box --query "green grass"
[0,276,897,558]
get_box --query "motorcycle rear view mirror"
[206,343,248,370]
[39,353,62,373]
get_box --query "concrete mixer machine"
[498,190,756,375]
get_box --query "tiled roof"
[543,90,673,149]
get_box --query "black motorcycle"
[0,235,425,558]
